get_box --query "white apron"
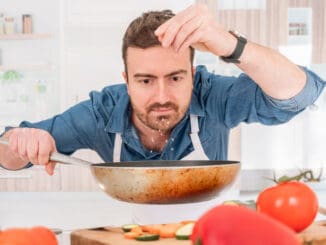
[113,114,240,224]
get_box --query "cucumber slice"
[175,222,195,240]
[135,234,160,241]
[122,224,139,232]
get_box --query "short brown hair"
[122,10,195,73]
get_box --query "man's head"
[122,10,195,73]
[122,10,196,134]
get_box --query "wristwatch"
[221,30,247,64]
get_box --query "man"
[0,5,325,222]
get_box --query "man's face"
[124,46,194,133]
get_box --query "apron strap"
[190,114,199,133]
[113,133,122,162]
[189,114,206,155]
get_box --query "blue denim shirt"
[18,66,325,162]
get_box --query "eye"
[171,75,182,82]
[137,79,151,84]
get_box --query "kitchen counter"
[0,192,133,245]
[1,190,325,245]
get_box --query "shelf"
[0,33,52,40]
[287,35,311,46]
[0,63,54,71]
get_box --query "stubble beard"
[134,103,187,133]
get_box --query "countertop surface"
[1,190,325,245]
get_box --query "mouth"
[147,102,178,116]
[150,107,174,115]
[152,107,173,112]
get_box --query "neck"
[132,114,171,152]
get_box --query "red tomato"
[257,181,318,232]
[191,205,300,245]
[0,226,58,245]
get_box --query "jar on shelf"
[4,16,15,35]
[0,13,4,35]
[22,14,33,34]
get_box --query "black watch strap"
[221,30,247,64]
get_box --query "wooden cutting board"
[297,220,326,244]
[71,221,326,245]
[71,227,190,245]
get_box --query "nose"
[155,80,170,104]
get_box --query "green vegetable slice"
[135,234,160,241]
[122,224,139,232]
[175,222,195,240]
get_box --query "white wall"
[61,0,194,109]
[241,83,326,170]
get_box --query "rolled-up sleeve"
[18,100,99,156]
[222,66,325,128]
[264,67,325,112]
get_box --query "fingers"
[155,4,200,36]
[155,5,197,48]
[155,4,210,52]
[172,15,203,52]
[27,138,39,164]
[9,129,29,162]
[7,128,57,173]
[41,138,57,176]
[37,133,55,165]
[45,162,56,176]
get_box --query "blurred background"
[0,0,325,191]
[1,1,326,242]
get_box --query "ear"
[122,71,130,95]
[192,66,196,76]
[122,71,128,83]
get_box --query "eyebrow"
[133,69,188,78]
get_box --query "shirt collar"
[104,91,130,133]
[189,92,205,117]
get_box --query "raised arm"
[155,4,306,100]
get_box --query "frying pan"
[0,138,240,204]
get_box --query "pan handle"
[0,137,92,167]
[50,152,92,167]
